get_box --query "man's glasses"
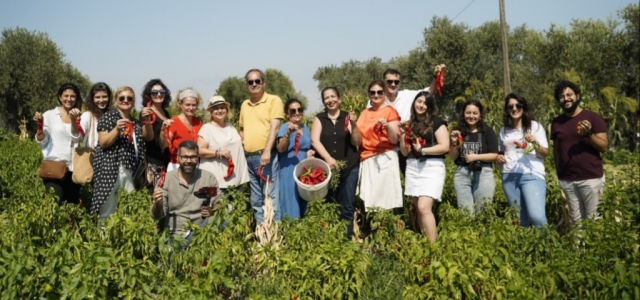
[506,103,524,110]
[150,89,166,95]
[118,96,134,103]
[247,79,262,86]
[386,80,400,86]
[369,90,384,96]
[288,108,304,114]
[179,155,199,161]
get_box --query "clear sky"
[0,0,634,111]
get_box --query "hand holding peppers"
[141,96,157,125]
[34,112,43,135]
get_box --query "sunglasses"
[288,108,304,114]
[150,89,166,95]
[386,80,400,86]
[118,96,134,103]
[369,90,384,96]
[506,103,524,110]
[247,79,262,86]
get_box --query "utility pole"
[499,0,511,95]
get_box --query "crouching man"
[151,140,219,248]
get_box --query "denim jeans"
[502,173,548,228]
[453,165,495,215]
[326,164,359,240]
[246,152,280,224]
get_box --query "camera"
[469,161,484,172]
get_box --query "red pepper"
[257,166,274,183]
[142,96,157,125]
[36,116,44,135]
[121,122,134,143]
[457,134,464,149]
[293,132,301,156]
[522,141,528,148]
[514,140,524,148]
[344,116,349,132]
[75,117,85,137]
[373,123,386,139]
[163,124,174,153]
[157,167,166,188]
[435,68,445,97]
[404,125,412,149]
[224,157,234,180]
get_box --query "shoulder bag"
[72,115,96,184]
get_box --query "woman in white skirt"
[399,92,450,242]
[351,80,402,211]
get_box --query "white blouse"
[78,111,99,148]
[35,108,80,171]
[498,121,548,179]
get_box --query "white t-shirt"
[498,121,548,179]
[367,87,429,121]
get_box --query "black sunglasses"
[150,89,166,95]
[118,96,134,103]
[386,80,400,86]
[369,90,384,96]
[506,103,524,110]
[288,108,304,114]
[247,79,262,86]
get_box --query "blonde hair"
[113,86,136,108]
[174,88,203,111]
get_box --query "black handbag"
[132,160,147,190]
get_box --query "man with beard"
[551,80,608,223]
[151,140,219,245]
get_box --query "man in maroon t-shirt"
[551,80,608,223]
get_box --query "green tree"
[313,57,388,94]
[0,27,91,133]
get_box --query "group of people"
[34,66,608,243]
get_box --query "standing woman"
[77,82,112,149]
[311,87,360,238]
[351,80,402,211]
[496,93,549,227]
[89,86,153,220]
[276,98,315,219]
[160,88,203,171]
[198,95,250,193]
[399,92,449,242]
[449,99,499,215]
[34,83,84,204]
[141,79,172,188]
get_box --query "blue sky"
[1,0,634,111]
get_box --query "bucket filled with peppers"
[293,158,332,201]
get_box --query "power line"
[451,0,477,21]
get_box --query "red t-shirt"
[167,116,203,164]
[551,109,607,181]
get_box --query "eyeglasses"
[288,108,304,114]
[386,80,400,86]
[150,89,166,95]
[369,90,384,96]
[179,155,199,161]
[506,103,524,110]
[118,96,134,103]
[247,79,262,86]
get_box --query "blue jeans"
[502,173,548,228]
[326,164,359,240]
[246,152,280,224]
[453,165,495,215]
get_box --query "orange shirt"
[167,116,203,163]
[356,105,401,161]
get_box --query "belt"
[244,149,265,157]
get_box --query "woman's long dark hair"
[456,99,486,135]
[502,93,535,133]
[85,82,112,119]
[409,91,437,136]
[141,79,172,108]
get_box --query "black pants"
[42,171,81,205]
[398,150,407,177]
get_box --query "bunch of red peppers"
[142,96,157,125]
[298,166,327,186]
[121,122,134,143]
[435,69,446,97]
[36,116,44,135]
[75,118,85,137]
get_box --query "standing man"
[239,69,284,224]
[151,140,219,247]
[551,80,608,223]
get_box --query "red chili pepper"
[36,116,44,135]
[257,166,274,183]
[457,134,464,148]
[373,123,386,139]
[157,167,166,188]
[344,116,350,132]
[121,122,134,143]
[75,117,85,137]
[293,132,301,156]
[514,140,523,148]
[436,68,445,97]
[404,125,412,149]
[142,96,157,125]
[224,157,234,180]
[163,124,174,153]
[522,141,528,148]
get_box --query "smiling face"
[58,89,77,110]
[93,91,109,110]
[558,87,581,113]
[150,84,166,105]
[463,104,481,127]
[506,98,523,121]
[116,90,135,112]
[322,89,341,111]
[286,101,304,124]
[368,84,385,107]
[413,96,427,116]
[246,71,264,96]
[384,73,400,96]
[208,104,228,122]
[180,97,198,117]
